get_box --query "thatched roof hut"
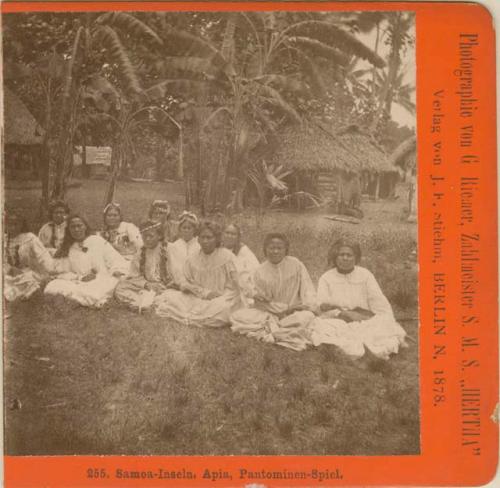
[389,135,416,170]
[3,87,44,145]
[273,122,396,174]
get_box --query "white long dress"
[167,237,200,286]
[99,221,143,262]
[45,235,129,308]
[232,244,260,302]
[114,244,171,311]
[38,221,67,256]
[311,266,408,359]
[4,233,55,302]
[156,247,241,328]
[230,256,317,351]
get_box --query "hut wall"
[317,171,339,201]
[4,144,42,180]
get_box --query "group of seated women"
[4,199,408,359]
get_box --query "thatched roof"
[389,135,416,169]
[273,123,397,174]
[3,87,44,145]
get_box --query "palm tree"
[143,11,385,211]
[368,12,414,132]
[50,11,163,201]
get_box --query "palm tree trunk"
[81,128,88,178]
[370,13,404,133]
[104,142,121,205]
[52,26,83,200]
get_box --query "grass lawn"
[4,178,420,456]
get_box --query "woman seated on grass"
[38,200,70,256]
[45,215,129,308]
[222,223,260,301]
[311,238,408,359]
[100,202,142,263]
[230,233,317,351]
[155,220,241,328]
[167,211,200,287]
[149,200,177,242]
[115,220,176,311]
[4,209,55,302]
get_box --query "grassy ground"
[4,179,419,456]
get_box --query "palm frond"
[62,26,84,101]
[256,84,302,123]
[294,48,326,96]
[162,26,226,68]
[220,13,237,64]
[96,25,142,94]
[283,20,385,68]
[287,36,350,66]
[96,12,162,46]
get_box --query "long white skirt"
[311,314,408,359]
[114,277,157,312]
[4,271,43,302]
[155,290,240,328]
[44,273,119,308]
[230,308,316,351]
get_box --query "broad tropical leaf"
[161,25,227,68]
[256,84,302,123]
[96,12,163,46]
[283,20,385,68]
[294,49,326,96]
[96,25,142,94]
[286,36,350,66]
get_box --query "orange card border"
[2,1,498,486]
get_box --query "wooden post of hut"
[374,173,380,201]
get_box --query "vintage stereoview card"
[1,0,498,486]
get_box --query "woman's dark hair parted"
[55,214,94,258]
[327,238,362,268]
[263,232,290,256]
[198,220,223,247]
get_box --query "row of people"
[4,204,408,359]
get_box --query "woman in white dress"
[167,211,200,287]
[38,200,70,256]
[45,215,129,308]
[4,209,55,302]
[230,233,317,351]
[115,220,176,311]
[99,202,142,262]
[222,223,260,301]
[156,221,241,328]
[312,239,408,359]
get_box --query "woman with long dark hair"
[4,209,55,301]
[311,238,408,359]
[99,202,142,262]
[149,200,177,242]
[155,220,241,327]
[45,215,129,308]
[38,200,70,256]
[115,220,175,311]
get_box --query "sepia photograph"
[2,9,419,456]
